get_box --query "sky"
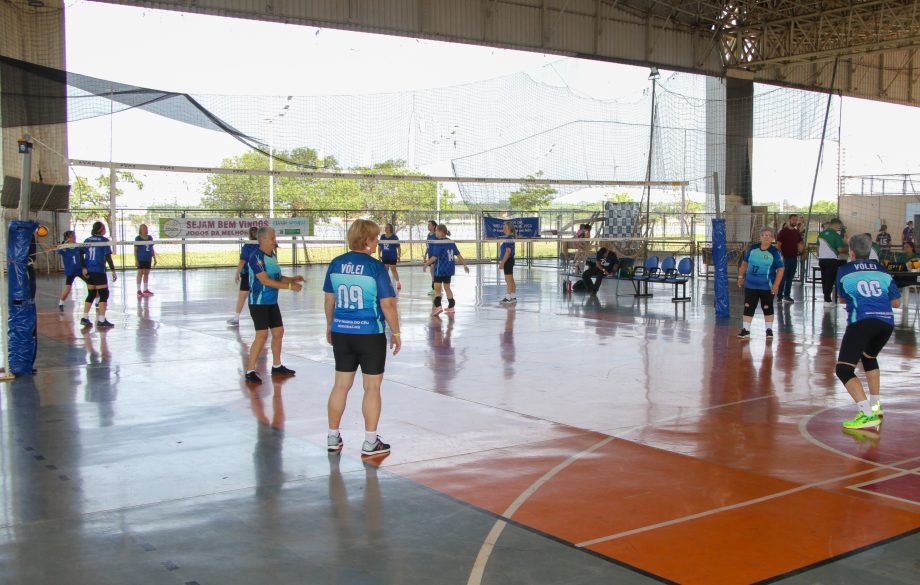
[63,0,920,209]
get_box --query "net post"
[181,211,187,269]
[0,214,14,381]
[17,135,33,221]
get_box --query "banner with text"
[482,216,540,238]
[158,217,313,239]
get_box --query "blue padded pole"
[712,218,730,318]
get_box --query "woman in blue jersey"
[378,223,401,291]
[56,230,86,311]
[228,226,260,326]
[737,226,785,340]
[424,223,470,316]
[134,223,157,297]
[836,233,901,430]
[244,227,303,384]
[81,221,118,329]
[423,219,437,295]
[324,219,401,457]
[499,221,516,304]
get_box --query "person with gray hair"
[737,226,785,339]
[244,226,304,385]
[834,233,901,430]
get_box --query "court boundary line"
[575,452,920,548]
[466,435,614,585]
[749,525,920,585]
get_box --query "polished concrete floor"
[2,264,919,584]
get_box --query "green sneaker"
[871,401,884,417]
[842,411,881,430]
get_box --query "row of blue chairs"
[630,255,693,302]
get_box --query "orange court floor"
[1,264,918,585]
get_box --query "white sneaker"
[226,316,240,325]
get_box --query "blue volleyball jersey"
[239,242,259,275]
[425,232,437,256]
[743,244,784,290]
[247,249,282,305]
[83,235,112,273]
[58,247,83,276]
[323,251,395,334]
[837,260,900,325]
[500,236,515,261]
[134,235,154,261]
[378,234,400,262]
[430,239,461,277]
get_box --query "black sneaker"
[766,328,774,339]
[784,297,795,304]
[737,328,750,339]
[96,320,115,329]
[245,371,262,384]
[58,304,64,312]
[80,317,93,327]
[271,365,295,377]
[361,436,391,457]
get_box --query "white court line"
[575,452,920,549]
[466,436,615,585]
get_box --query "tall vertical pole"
[268,121,275,219]
[643,71,659,238]
[17,135,33,221]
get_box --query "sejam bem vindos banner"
[158,217,313,239]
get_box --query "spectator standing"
[817,218,847,304]
[776,214,804,303]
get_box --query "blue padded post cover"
[8,221,38,375]
[711,218,730,318]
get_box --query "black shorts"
[65,273,87,286]
[382,259,397,266]
[433,276,452,284]
[239,274,250,292]
[838,318,893,364]
[502,257,516,275]
[136,260,152,270]
[743,288,774,314]
[87,272,108,287]
[331,332,387,375]
[249,303,283,331]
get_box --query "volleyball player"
[499,221,516,303]
[836,234,901,429]
[81,221,118,329]
[423,220,437,295]
[425,223,470,315]
[323,219,401,457]
[737,226,784,339]
[244,227,304,384]
[228,226,260,325]
[378,223,401,290]
[57,230,85,311]
[134,223,157,297]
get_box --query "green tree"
[809,200,838,214]
[70,171,144,221]
[508,172,557,210]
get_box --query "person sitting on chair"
[891,242,920,289]
[582,247,619,295]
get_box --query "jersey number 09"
[337,284,364,310]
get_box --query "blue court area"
[2,264,919,585]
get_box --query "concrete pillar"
[724,77,753,207]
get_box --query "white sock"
[869,395,880,406]
[364,431,378,444]
[857,399,872,415]
[272,362,282,368]
[58,301,64,306]
[328,429,340,437]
